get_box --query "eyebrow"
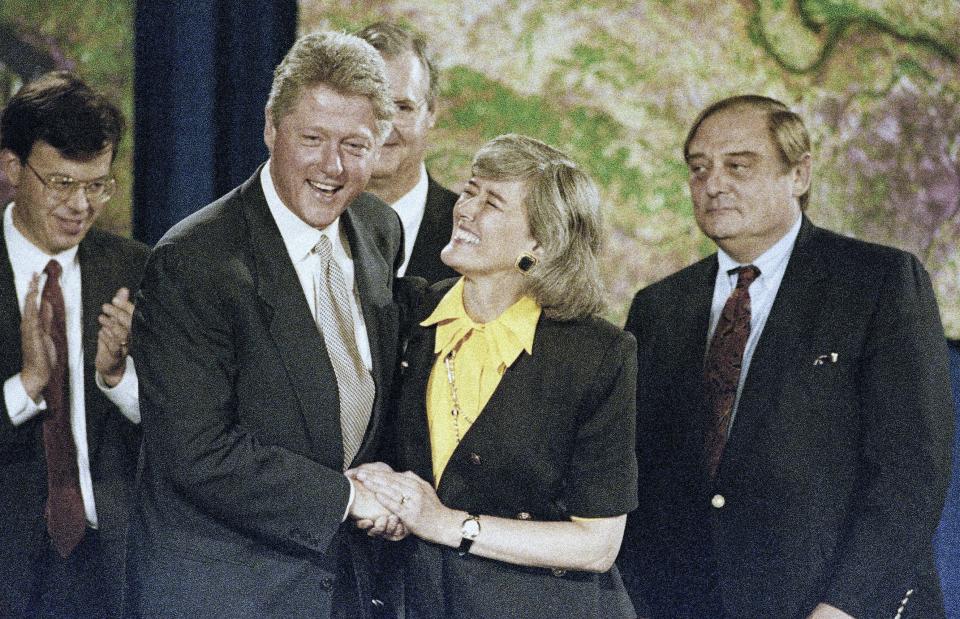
[687,150,761,161]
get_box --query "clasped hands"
[346,462,452,544]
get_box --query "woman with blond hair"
[356,134,638,618]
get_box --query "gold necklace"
[443,350,473,442]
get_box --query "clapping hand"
[20,274,56,401]
[95,287,134,387]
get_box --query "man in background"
[357,20,459,283]
[128,31,404,618]
[0,71,148,618]
[619,94,954,618]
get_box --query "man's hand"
[95,287,133,387]
[807,603,855,619]
[20,274,55,401]
[346,463,410,541]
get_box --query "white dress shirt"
[707,214,802,431]
[2,203,140,528]
[389,164,429,277]
[260,163,372,370]
[261,162,377,516]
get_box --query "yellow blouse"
[421,278,541,484]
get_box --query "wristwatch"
[457,513,481,556]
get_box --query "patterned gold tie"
[702,265,760,479]
[312,235,375,469]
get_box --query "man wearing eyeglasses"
[357,21,459,283]
[0,71,149,618]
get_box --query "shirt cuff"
[342,475,356,522]
[4,373,46,425]
[95,356,140,424]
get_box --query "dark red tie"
[703,265,760,479]
[40,260,85,557]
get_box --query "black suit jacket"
[392,280,639,619]
[127,167,404,618]
[403,175,458,283]
[618,218,955,619]
[0,224,148,617]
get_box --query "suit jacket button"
[711,493,725,509]
[468,452,482,465]
[551,568,567,577]
[516,511,531,520]
[320,577,333,591]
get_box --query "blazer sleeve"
[822,253,955,615]
[133,244,352,554]
[562,329,639,518]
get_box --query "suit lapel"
[0,227,22,378]
[398,321,438,485]
[407,177,454,278]
[77,234,117,455]
[340,207,398,466]
[673,257,719,440]
[721,218,828,475]
[242,172,345,463]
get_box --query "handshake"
[346,462,450,543]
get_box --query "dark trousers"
[21,529,116,619]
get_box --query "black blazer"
[403,175,458,284]
[0,224,148,617]
[127,167,403,618]
[618,218,955,619]
[393,280,639,619]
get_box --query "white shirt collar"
[3,202,80,274]
[716,213,802,279]
[391,164,429,223]
[260,161,341,264]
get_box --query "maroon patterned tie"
[40,260,86,557]
[703,265,760,479]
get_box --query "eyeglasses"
[23,160,117,204]
[393,98,428,126]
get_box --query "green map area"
[312,0,960,334]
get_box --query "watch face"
[461,517,480,540]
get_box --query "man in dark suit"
[127,31,404,618]
[357,21,459,283]
[0,72,149,618]
[618,95,954,619]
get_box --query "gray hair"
[473,134,607,321]
[354,20,439,111]
[266,31,395,140]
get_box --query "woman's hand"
[354,469,461,547]
[345,462,409,541]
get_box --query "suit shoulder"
[631,254,714,308]
[154,187,247,255]
[805,225,929,293]
[427,175,458,208]
[350,191,400,232]
[541,314,635,359]
[86,227,150,258]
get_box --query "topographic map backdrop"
[304,0,960,336]
[0,1,957,335]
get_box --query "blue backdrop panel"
[132,0,296,246]
[936,340,960,618]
